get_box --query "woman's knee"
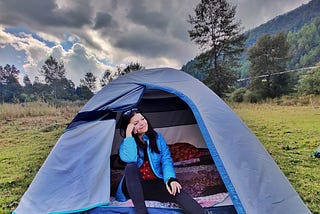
[125,162,139,176]
[125,162,138,169]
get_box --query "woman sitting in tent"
[116,108,204,214]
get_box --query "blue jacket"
[116,133,176,201]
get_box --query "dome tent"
[13,68,311,214]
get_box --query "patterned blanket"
[110,143,228,209]
[108,192,230,208]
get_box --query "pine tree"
[39,56,66,84]
[188,0,246,97]
[80,72,97,92]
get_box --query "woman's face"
[130,113,148,136]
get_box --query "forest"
[0,58,143,104]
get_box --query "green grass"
[0,116,69,213]
[0,103,79,214]
[0,102,319,213]
[232,103,320,213]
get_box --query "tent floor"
[85,205,237,214]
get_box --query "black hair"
[119,108,160,154]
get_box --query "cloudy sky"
[0,0,311,86]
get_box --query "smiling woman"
[115,108,205,214]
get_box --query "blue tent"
[13,68,311,214]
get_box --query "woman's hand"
[126,123,136,137]
[166,181,182,196]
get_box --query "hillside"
[182,0,320,80]
[245,0,320,47]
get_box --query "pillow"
[173,158,201,167]
[169,142,201,162]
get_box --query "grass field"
[0,103,79,214]
[232,103,320,213]
[0,102,319,213]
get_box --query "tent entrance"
[112,89,207,153]
[109,89,234,211]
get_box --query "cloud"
[34,42,116,87]
[0,25,114,89]
[94,0,199,67]
[126,0,171,31]
[63,44,103,85]
[232,0,310,29]
[0,0,93,28]
[93,12,117,30]
[0,45,26,71]
[113,29,173,57]
[0,26,52,80]
[0,0,311,88]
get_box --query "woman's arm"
[119,137,137,163]
[157,133,176,182]
[119,122,138,163]
[157,133,182,196]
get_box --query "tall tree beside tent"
[248,33,290,99]
[188,0,246,97]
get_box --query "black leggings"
[123,162,205,214]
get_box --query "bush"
[230,88,247,102]
[243,90,262,103]
[297,65,320,95]
[229,88,267,103]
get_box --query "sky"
[0,0,311,87]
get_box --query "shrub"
[243,90,262,103]
[230,88,247,102]
[297,65,320,95]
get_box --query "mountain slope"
[182,0,320,76]
[246,0,320,47]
